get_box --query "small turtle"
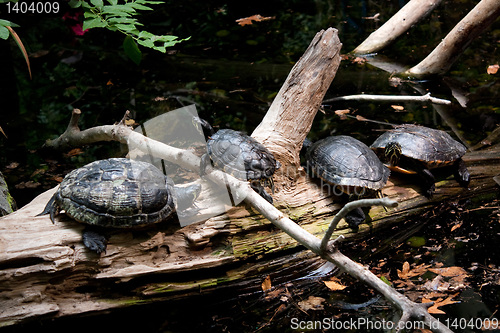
[38,158,201,253]
[370,124,470,197]
[194,117,280,204]
[303,136,390,227]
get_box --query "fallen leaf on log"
[262,275,272,291]
[298,296,325,311]
[236,15,274,26]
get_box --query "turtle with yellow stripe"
[370,124,470,197]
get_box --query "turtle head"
[385,142,402,166]
[192,116,215,140]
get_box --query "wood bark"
[406,0,500,77]
[352,0,443,54]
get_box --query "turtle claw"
[82,229,108,254]
[36,194,59,224]
[454,158,470,188]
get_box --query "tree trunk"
[406,0,500,77]
[352,0,443,54]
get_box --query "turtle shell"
[207,129,280,181]
[54,158,175,228]
[370,124,466,169]
[306,136,390,190]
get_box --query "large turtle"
[370,124,470,197]
[303,135,390,227]
[194,117,280,204]
[38,158,201,253]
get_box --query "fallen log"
[1,142,498,326]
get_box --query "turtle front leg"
[345,207,366,229]
[199,154,211,176]
[82,228,108,254]
[453,158,470,188]
[250,182,273,204]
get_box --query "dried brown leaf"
[324,277,347,291]
[398,261,411,279]
[428,266,468,278]
[236,14,274,26]
[391,105,405,111]
[487,64,499,75]
[298,296,325,311]
[451,223,462,232]
[261,275,272,291]
[423,294,459,314]
[334,109,350,120]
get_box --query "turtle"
[38,158,201,253]
[303,135,390,228]
[194,117,281,204]
[370,124,470,197]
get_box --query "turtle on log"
[194,117,281,204]
[38,158,201,253]
[371,124,470,197]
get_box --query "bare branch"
[323,93,451,105]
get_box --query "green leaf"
[115,23,137,32]
[128,2,153,11]
[83,17,108,30]
[68,0,82,8]
[0,19,19,28]
[106,0,118,5]
[90,0,104,9]
[138,31,154,39]
[137,38,154,48]
[108,17,140,25]
[123,35,142,65]
[102,5,135,16]
[0,26,9,40]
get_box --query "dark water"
[1,0,499,331]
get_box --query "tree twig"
[323,93,451,105]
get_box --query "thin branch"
[323,93,451,105]
[319,198,397,253]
